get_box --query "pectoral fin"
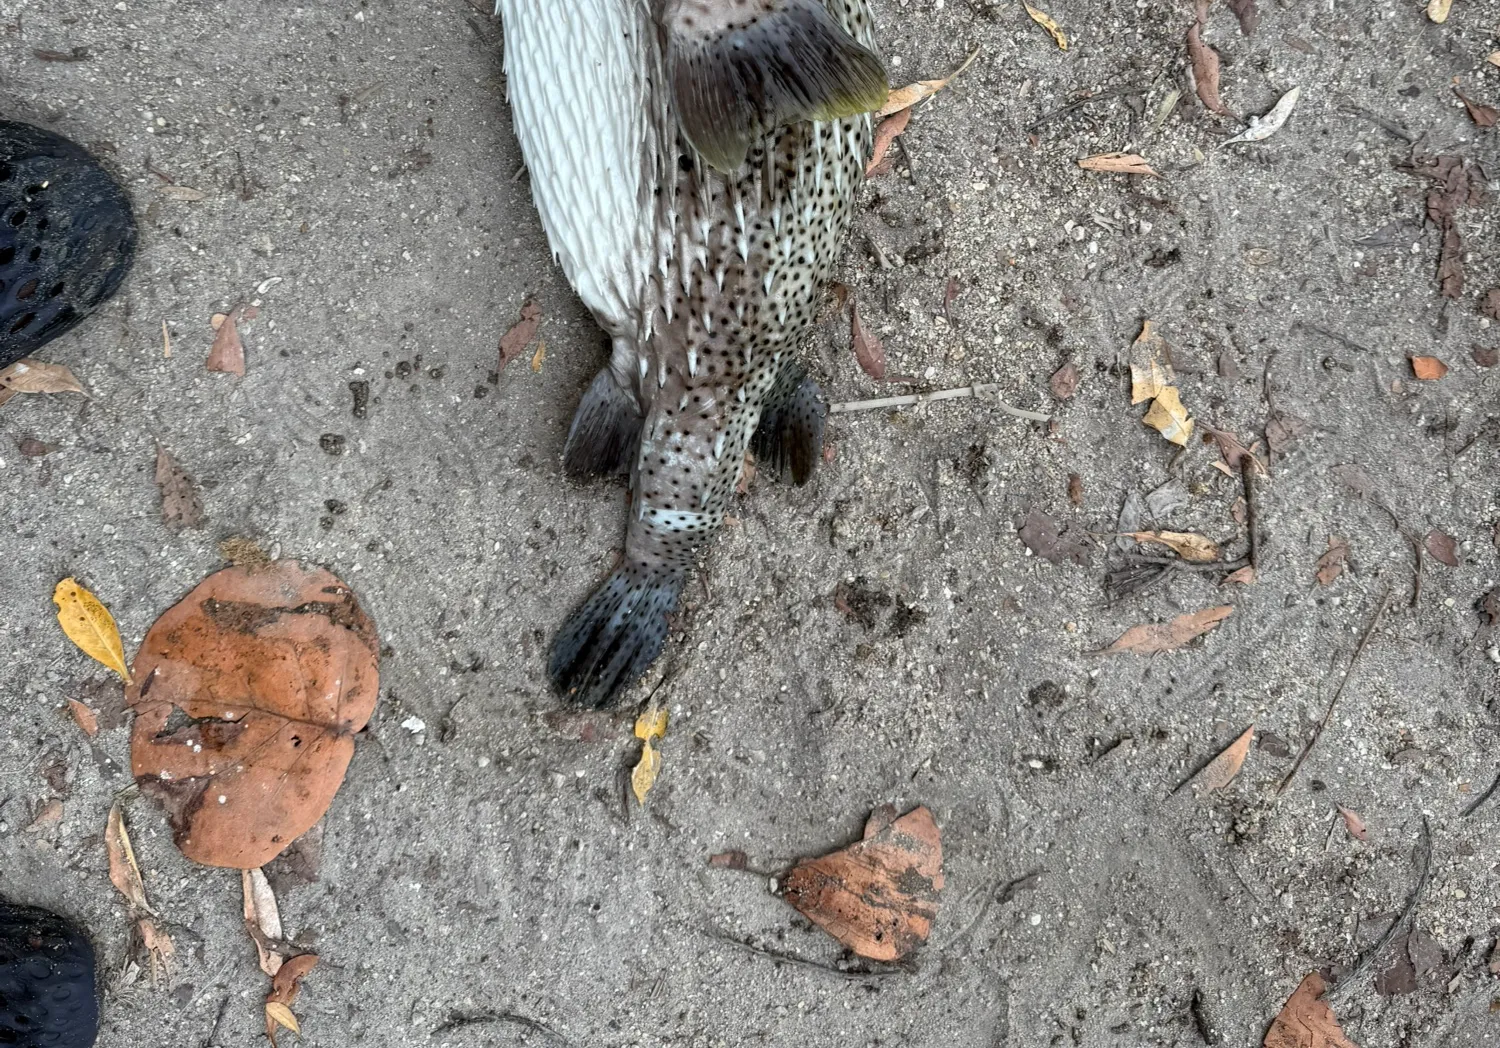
[752,357,826,485]
[664,0,888,172]
[563,368,644,476]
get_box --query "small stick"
[829,382,1051,421]
[1329,817,1431,999]
[1121,554,1250,573]
[704,929,900,981]
[1278,592,1390,795]
[1461,766,1500,817]
[1241,456,1260,571]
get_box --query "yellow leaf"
[530,340,546,373]
[1143,387,1194,446]
[1078,152,1159,177]
[1122,531,1219,563]
[631,738,661,805]
[1128,320,1171,404]
[54,578,131,683]
[876,48,980,117]
[266,1002,301,1040]
[634,706,669,742]
[1022,3,1068,50]
[1426,0,1452,22]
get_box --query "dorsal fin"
[663,0,887,172]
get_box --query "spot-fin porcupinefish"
[495,0,887,707]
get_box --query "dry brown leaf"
[0,358,84,410]
[1263,971,1360,1048]
[1423,529,1459,568]
[1315,538,1351,586]
[1186,5,1232,117]
[1409,356,1448,380]
[266,952,319,1043]
[498,300,541,369]
[154,445,206,532]
[1143,386,1194,446]
[1228,0,1259,35]
[1405,155,1484,299]
[206,306,247,376]
[137,918,175,984]
[106,802,153,915]
[27,798,63,830]
[1078,152,1159,177]
[1049,361,1080,399]
[707,850,748,870]
[1199,725,1254,790]
[1022,4,1067,50]
[850,301,887,381]
[1225,566,1256,585]
[866,107,912,177]
[1067,473,1084,507]
[781,805,943,962]
[1129,321,1172,404]
[1426,0,1452,22]
[876,49,979,117]
[266,1002,300,1046]
[1454,87,1498,128]
[67,699,100,737]
[1018,507,1092,566]
[1337,806,1369,842]
[1098,605,1233,655]
[1474,345,1499,368]
[243,867,285,976]
[127,560,380,869]
[1123,530,1219,562]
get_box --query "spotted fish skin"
[497,0,885,707]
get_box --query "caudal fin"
[549,565,685,708]
[666,0,888,172]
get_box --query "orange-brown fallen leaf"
[265,954,319,1044]
[1453,86,1498,128]
[850,301,887,381]
[206,307,247,376]
[1187,3,1232,117]
[1199,725,1254,790]
[1315,538,1351,586]
[499,300,541,369]
[866,107,911,177]
[67,698,100,737]
[1263,971,1360,1048]
[876,49,979,117]
[1337,806,1368,842]
[1078,152,1159,177]
[1098,606,1233,655]
[781,805,942,963]
[1225,566,1256,585]
[127,560,380,869]
[1424,528,1459,568]
[1410,356,1448,380]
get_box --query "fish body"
[496,0,886,706]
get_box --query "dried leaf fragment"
[243,868,285,976]
[106,803,153,916]
[265,953,318,1044]
[1129,321,1172,403]
[876,49,979,117]
[866,107,911,177]
[529,340,546,373]
[1337,806,1368,842]
[1423,529,1459,568]
[1224,87,1301,145]
[1227,0,1259,34]
[28,799,63,830]
[1049,361,1079,399]
[1315,538,1350,586]
[154,445,205,532]
[1078,152,1159,177]
[1409,356,1448,380]
[1225,566,1256,585]
[0,358,84,409]
[1098,605,1233,655]
[1198,725,1254,790]
[1426,0,1452,23]
[850,301,887,381]
[708,850,748,870]
[1186,7,1231,117]
[67,699,100,737]
[127,560,380,869]
[266,1002,301,1046]
[53,578,131,683]
[1143,386,1194,446]
[206,306,247,376]
[1022,4,1067,50]
[1263,971,1360,1048]
[1122,530,1219,562]
[498,300,541,369]
[1453,87,1498,128]
[781,805,943,962]
[1018,507,1092,566]
[631,706,668,805]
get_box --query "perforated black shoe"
[0,120,137,370]
[0,899,99,1048]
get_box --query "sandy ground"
[3,0,1500,1045]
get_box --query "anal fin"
[665,0,888,172]
[752,358,826,486]
[563,368,643,476]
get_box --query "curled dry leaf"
[866,107,911,177]
[0,358,84,409]
[1315,537,1351,586]
[265,953,319,1044]
[781,805,943,963]
[850,301,887,381]
[876,48,979,117]
[154,445,206,532]
[1049,361,1080,400]
[631,706,669,805]
[53,578,131,683]
[1143,386,1194,446]
[1078,152,1159,177]
[1263,971,1360,1048]
[127,560,380,869]
[67,699,100,737]
[206,307,247,376]
[498,300,542,369]
[1098,605,1233,655]
[1409,356,1448,380]
[1337,806,1368,842]
[1022,3,1067,50]
[243,867,285,976]
[1223,87,1301,145]
[1123,531,1219,563]
[1198,725,1254,790]
[1067,473,1084,506]
[1423,529,1459,568]
[1453,87,1498,128]
[106,806,152,914]
[1186,6,1232,117]
[265,1002,300,1047]
[1129,321,1172,404]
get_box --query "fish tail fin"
[563,365,643,476]
[665,0,888,172]
[549,563,685,708]
[752,358,826,485]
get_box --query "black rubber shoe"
[0,120,138,371]
[0,899,99,1048]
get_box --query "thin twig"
[1241,457,1260,571]
[829,382,1051,421]
[1329,817,1431,999]
[703,929,901,980]
[1122,554,1250,573]
[431,1011,568,1042]
[1278,592,1391,795]
[1461,766,1500,817]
